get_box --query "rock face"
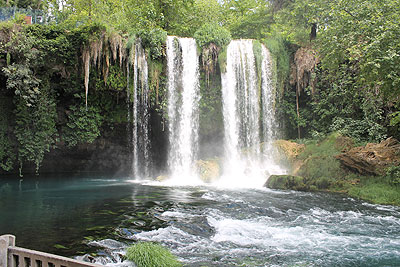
[273,140,305,161]
[265,175,309,191]
[195,159,220,183]
[335,137,400,175]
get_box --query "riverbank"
[268,133,400,206]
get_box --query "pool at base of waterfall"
[1,175,399,266]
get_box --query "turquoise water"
[0,175,399,266]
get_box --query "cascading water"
[166,36,200,181]
[127,40,151,179]
[220,40,284,187]
[260,45,277,159]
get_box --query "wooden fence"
[0,235,103,267]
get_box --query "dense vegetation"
[271,134,400,205]
[0,0,399,199]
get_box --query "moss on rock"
[265,175,310,191]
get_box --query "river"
[0,175,399,266]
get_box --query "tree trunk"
[88,0,92,20]
[296,86,301,139]
[310,23,317,41]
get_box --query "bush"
[62,105,103,147]
[135,28,167,60]
[386,165,400,186]
[126,242,182,267]
[194,23,231,49]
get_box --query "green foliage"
[228,5,274,40]
[263,33,290,96]
[126,242,182,267]
[217,47,227,73]
[135,28,167,60]
[0,97,15,171]
[63,105,103,147]
[1,23,60,174]
[298,133,342,159]
[3,64,41,107]
[186,0,224,34]
[96,65,127,91]
[272,0,315,46]
[385,165,400,186]
[294,134,347,189]
[252,40,262,81]
[14,87,57,174]
[313,0,400,99]
[12,13,29,24]
[297,155,343,181]
[199,71,223,141]
[310,65,387,143]
[390,111,400,127]
[278,89,308,138]
[347,176,400,206]
[148,58,167,113]
[194,23,231,49]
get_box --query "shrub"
[194,23,231,49]
[62,105,103,147]
[126,242,182,267]
[386,165,400,186]
[135,28,167,60]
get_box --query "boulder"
[156,175,169,182]
[273,140,305,161]
[195,159,220,183]
[335,137,400,175]
[264,175,310,191]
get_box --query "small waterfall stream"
[166,36,200,180]
[260,45,277,159]
[127,40,151,179]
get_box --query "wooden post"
[0,234,15,267]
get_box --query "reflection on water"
[1,175,399,266]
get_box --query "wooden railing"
[0,235,103,267]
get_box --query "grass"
[347,176,400,206]
[297,132,341,160]
[289,133,400,206]
[126,242,182,267]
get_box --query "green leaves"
[14,85,57,174]
[134,28,167,60]
[194,23,231,49]
[62,105,103,147]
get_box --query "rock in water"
[264,175,310,191]
[335,137,400,175]
[195,159,220,183]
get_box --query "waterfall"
[220,40,283,187]
[260,45,276,155]
[166,36,200,180]
[127,40,151,179]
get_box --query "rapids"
[0,176,399,266]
